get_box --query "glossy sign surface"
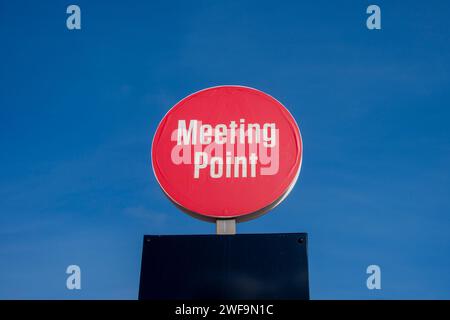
[152,86,302,221]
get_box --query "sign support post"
[216,219,236,235]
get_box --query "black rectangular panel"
[139,233,309,300]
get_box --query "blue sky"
[1,0,449,299]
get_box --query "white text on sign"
[171,119,280,178]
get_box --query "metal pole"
[216,219,236,235]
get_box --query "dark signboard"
[139,233,309,300]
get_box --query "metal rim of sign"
[151,85,302,223]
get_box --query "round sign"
[152,86,302,222]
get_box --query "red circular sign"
[152,86,302,222]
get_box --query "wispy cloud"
[123,205,168,228]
